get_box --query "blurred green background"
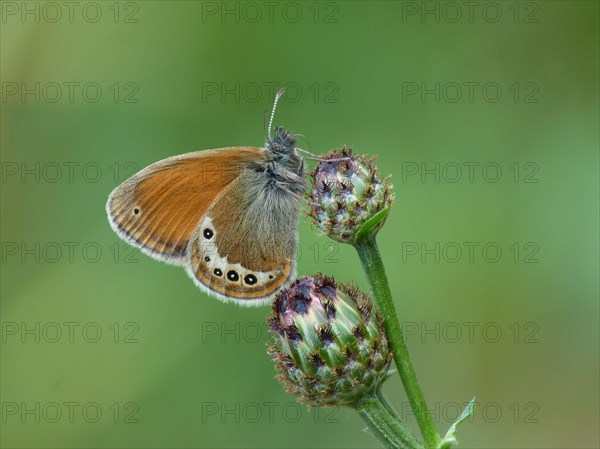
[1,1,598,448]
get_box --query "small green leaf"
[438,397,476,449]
[354,207,390,243]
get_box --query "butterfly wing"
[106,147,266,265]
[186,167,304,305]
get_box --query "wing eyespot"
[203,228,214,239]
[244,274,257,285]
[227,270,239,281]
[214,268,223,276]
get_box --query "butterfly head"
[267,126,296,155]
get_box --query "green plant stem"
[376,388,400,417]
[355,236,441,449]
[356,395,424,449]
[376,390,424,447]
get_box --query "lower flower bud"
[267,274,393,407]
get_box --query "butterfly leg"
[274,181,306,200]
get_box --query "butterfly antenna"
[263,108,269,142]
[268,87,286,140]
[296,147,351,162]
[294,133,313,153]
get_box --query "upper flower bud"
[267,274,392,407]
[309,147,394,244]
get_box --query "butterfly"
[106,88,310,306]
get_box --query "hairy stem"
[376,388,400,418]
[355,236,441,449]
[356,395,424,449]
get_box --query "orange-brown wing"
[186,174,298,305]
[106,146,266,265]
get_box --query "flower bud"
[309,147,394,244]
[267,274,392,407]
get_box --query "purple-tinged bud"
[267,274,392,407]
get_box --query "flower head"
[309,147,394,244]
[267,274,392,407]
